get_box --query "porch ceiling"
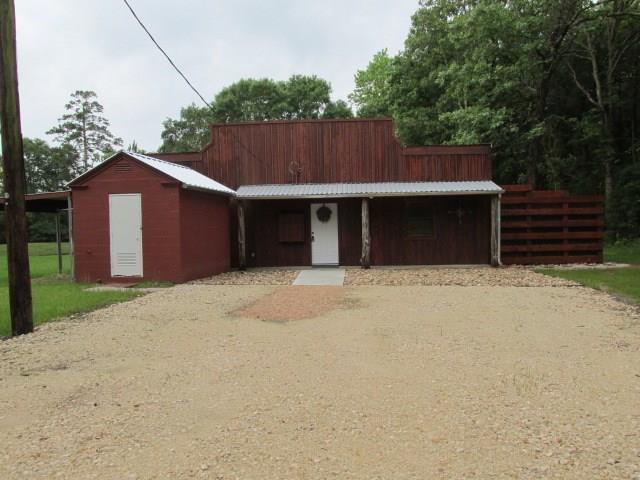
[0,191,70,212]
[236,181,503,200]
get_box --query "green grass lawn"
[604,239,640,264]
[538,239,640,305]
[538,267,640,304]
[0,242,140,337]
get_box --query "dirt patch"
[346,266,578,287]
[233,286,345,322]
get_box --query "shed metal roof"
[236,181,503,199]
[68,151,236,196]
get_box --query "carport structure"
[0,190,72,274]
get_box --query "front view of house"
[69,118,503,283]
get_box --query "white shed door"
[310,203,339,265]
[109,194,143,277]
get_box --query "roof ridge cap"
[124,151,194,171]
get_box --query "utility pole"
[0,0,34,335]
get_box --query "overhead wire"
[121,0,267,171]
[122,0,211,109]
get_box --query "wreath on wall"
[316,204,332,223]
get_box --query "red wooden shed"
[68,151,234,283]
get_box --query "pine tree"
[47,90,122,173]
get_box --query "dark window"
[278,212,306,243]
[406,203,434,237]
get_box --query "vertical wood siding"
[245,196,492,267]
[201,119,491,189]
[370,196,491,265]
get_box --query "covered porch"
[235,181,503,269]
[0,190,72,275]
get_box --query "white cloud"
[15,0,417,151]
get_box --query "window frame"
[404,201,435,239]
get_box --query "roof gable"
[68,151,235,196]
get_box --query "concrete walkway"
[293,268,345,286]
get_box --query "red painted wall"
[179,189,230,281]
[72,153,230,283]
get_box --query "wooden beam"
[237,201,246,270]
[67,196,74,280]
[491,195,501,267]
[55,210,62,275]
[360,197,371,268]
[0,0,33,335]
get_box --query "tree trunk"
[528,79,551,189]
[602,112,615,219]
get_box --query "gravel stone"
[0,282,638,479]
[345,266,578,287]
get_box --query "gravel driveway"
[0,275,638,479]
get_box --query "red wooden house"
[69,118,503,282]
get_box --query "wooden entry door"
[310,203,339,265]
[109,193,143,277]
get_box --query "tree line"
[10,0,640,239]
[1,90,123,241]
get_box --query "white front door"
[310,203,339,265]
[109,194,143,277]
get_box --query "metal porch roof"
[236,181,503,199]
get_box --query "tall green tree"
[349,49,394,117]
[159,104,215,152]
[322,100,354,119]
[212,78,287,123]
[566,0,640,211]
[282,74,332,119]
[159,75,352,152]
[47,90,122,173]
[23,138,75,192]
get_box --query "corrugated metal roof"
[69,151,235,196]
[237,181,503,199]
[124,152,235,195]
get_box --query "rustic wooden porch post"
[490,194,501,267]
[237,201,246,270]
[55,209,62,275]
[360,197,371,268]
[67,194,74,279]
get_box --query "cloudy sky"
[15,1,418,151]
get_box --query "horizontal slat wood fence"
[500,185,604,265]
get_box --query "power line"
[121,0,266,172]
[122,0,211,109]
